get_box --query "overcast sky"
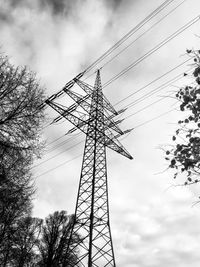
[1,0,200,266]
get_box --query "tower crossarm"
[51,102,126,125]
[66,118,124,135]
[103,127,133,159]
[45,99,133,159]
[44,72,85,105]
[45,80,75,103]
[45,99,89,134]
[63,88,124,135]
[114,128,134,139]
[50,94,91,124]
[74,78,118,115]
[64,89,91,114]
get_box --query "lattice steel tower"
[46,70,133,266]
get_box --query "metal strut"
[45,69,133,266]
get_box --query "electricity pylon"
[45,70,133,266]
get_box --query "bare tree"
[0,55,80,266]
[0,54,46,266]
[38,211,79,267]
[0,55,45,153]
[9,217,42,267]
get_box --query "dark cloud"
[0,10,12,23]
[105,0,138,11]
[112,0,124,6]
[0,0,124,24]
[0,0,80,30]
[105,0,124,10]
[8,0,24,8]
[6,0,78,16]
[39,0,71,15]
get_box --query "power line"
[46,132,82,153]
[43,61,191,152]
[124,93,176,120]
[44,49,192,148]
[101,0,187,69]
[35,70,187,173]
[57,72,190,152]
[39,15,197,164]
[40,0,191,135]
[114,58,192,106]
[46,134,67,146]
[133,107,177,129]
[36,85,179,168]
[35,107,178,178]
[32,139,84,170]
[41,4,193,136]
[34,154,82,178]
[123,78,194,120]
[33,2,197,178]
[84,0,176,74]
[102,15,200,88]
[123,71,188,109]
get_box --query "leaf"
[171,159,176,166]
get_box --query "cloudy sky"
[1,0,200,266]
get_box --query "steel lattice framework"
[45,70,133,267]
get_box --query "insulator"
[63,81,74,92]
[123,128,134,134]
[117,108,127,115]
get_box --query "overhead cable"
[102,16,200,88]
[84,0,176,74]
[32,139,84,170]
[35,107,178,178]
[44,61,192,150]
[101,0,187,69]
[35,154,82,178]
[114,58,192,106]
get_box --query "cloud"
[104,0,125,10]
[0,0,116,90]
[1,1,200,267]
[112,190,200,267]
[39,0,72,15]
[3,0,76,16]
